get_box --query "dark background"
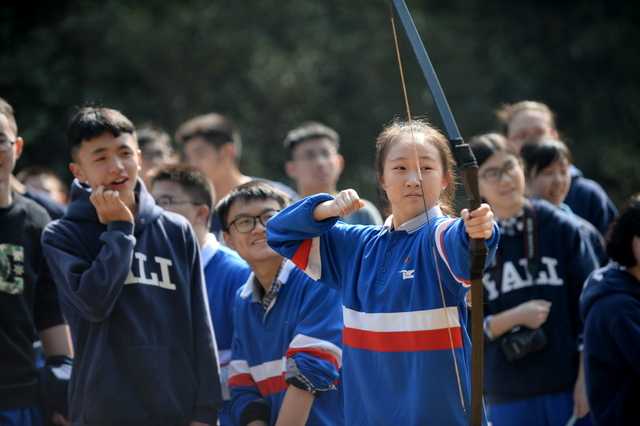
[2,0,638,206]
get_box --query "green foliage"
[1,0,638,205]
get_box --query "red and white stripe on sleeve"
[229,358,288,397]
[291,237,322,280]
[286,333,342,369]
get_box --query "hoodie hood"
[580,262,640,320]
[65,178,163,235]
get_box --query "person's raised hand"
[89,186,134,225]
[313,189,365,221]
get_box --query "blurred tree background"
[1,0,638,207]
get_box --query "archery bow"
[389,1,487,425]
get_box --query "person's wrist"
[510,304,524,326]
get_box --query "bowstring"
[389,4,466,413]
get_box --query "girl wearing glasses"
[267,120,498,425]
[468,133,596,426]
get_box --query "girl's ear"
[441,174,449,191]
[379,174,386,191]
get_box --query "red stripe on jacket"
[292,239,312,271]
[343,327,463,352]
[286,347,340,370]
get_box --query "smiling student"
[41,107,221,426]
[267,119,498,425]
[218,181,343,426]
[496,100,617,235]
[469,133,596,426]
[520,138,607,266]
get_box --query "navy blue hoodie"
[580,263,640,425]
[565,166,617,235]
[483,199,597,402]
[42,179,221,426]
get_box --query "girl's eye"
[95,157,106,162]
[393,166,405,170]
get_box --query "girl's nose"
[405,170,420,187]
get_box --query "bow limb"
[389,2,487,425]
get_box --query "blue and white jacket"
[229,259,343,425]
[201,233,250,425]
[267,194,499,426]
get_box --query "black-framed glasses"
[480,159,519,184]
[155,195,198,209]
[0,135,16,152]
[228,209,279,233]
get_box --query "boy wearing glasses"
[41,106,221,426]
[149,164,250,426]
[283,121,382,225]
[0,97,73,426]
[216,181,343,426]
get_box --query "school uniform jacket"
[228,259,344,426]
[266,193,499,426]
[42,179,221,426]
[201,232,250,425]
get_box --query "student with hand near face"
[41,107,221,426]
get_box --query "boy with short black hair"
[175,112,297,235]
[149,164,250,426]
[0,96,73,426]
[283,121,382,225]
[217,181,343,426]
[42,106,221,426]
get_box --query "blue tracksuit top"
[266,194,499,426]
[483,199,597,402]
[580,263,640,426]
[201,233,250,426]
[229,260,344,425]
[565,165,617,235]
[41,179,221,426]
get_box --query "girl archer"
[267,119,498,425]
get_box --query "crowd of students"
[0,96,637,426]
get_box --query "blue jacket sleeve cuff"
[106,221,134,235]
